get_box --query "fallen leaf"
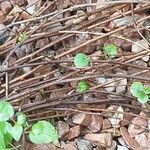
[87,115,103,132]
[135,132,150,149]
[120,127,140,149]
[63,143,77,150]
[64,125,80,140]
[128,111,147,138]
[108,106,124,127]
[102,119,112,130]
[57,121,69,138]
[72,113,91,126]
[77,138,93,150]
[84,133,112,147]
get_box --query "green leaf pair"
[73,54,90,92]
[130,82,150,103]
[73,44,118,69]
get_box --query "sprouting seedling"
[74,53,90,68]
[103,44,118,58]
[130,82,150,104]
[76,81,89,92]
[18,32,27,42]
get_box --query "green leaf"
[11,123,23,141]
[137,92,149,104]
[103,44,118,58]
[76,81,89,92]
[0,132,5,149]
[18,32,27,43]
[74,53,90,68]
[0,101,14,121]
[29,133,52,144]
[0,145,6,150]
[0,122,12,147]
[143,87,150,94]
[0,131,6,149]
[130,82,144,97]
[16,112,26,125]
[29,121,58,144]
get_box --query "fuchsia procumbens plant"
[103,44,118,58]
[0,100,59,149]
[76,81,89,93]
[74,53,90,68]
[130,82,150,103]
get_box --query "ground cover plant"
[103,44,118,58]
[0,101,58,149]
[130,82,150,103]
[74,53,90,68]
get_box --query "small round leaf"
[0,131,5,149]
[74,53,90,68]
[11,123,23,141]
[143,87,150,95]
[29,133,52,144]
[137,92,149,104]
[0,101,14,121]
[29,121,58,144]
[76,81,89,92]
[0,122,12,147]
[16,112,26,125]
[103,44,118,58]
[130,82,144,97]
